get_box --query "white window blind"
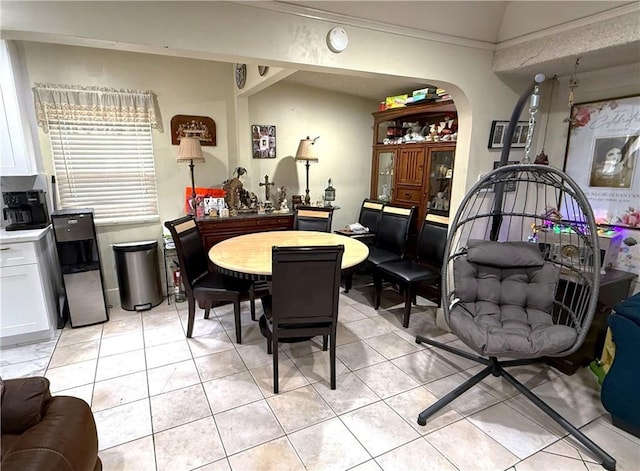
[48,119,159,225]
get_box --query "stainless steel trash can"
[113,240,163,311]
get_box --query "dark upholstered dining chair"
[344,204,415,292]
[164,215,256,341]
[294,206,334,232]
[262,245,344,393]
[374,215,447,328]
[358,199,385,235]
[352,199,385,245]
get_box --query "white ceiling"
[277,1,638,101]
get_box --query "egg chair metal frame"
[415,75,616,470]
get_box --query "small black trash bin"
[113,240,163,311]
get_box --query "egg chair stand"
[415,338,615,471]
[415,75,616,471]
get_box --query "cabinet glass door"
[375,149,395,202]
[427,149,455,214]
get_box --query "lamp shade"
[295,136,319,162]
[177,136,205,163]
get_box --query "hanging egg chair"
[415,75,616,470]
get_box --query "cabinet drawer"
[0,241,37,267]
[198,215,294,251]
[395,186,422,203]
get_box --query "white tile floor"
[2,275,639,471]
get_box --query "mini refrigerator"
[52,209,109,327]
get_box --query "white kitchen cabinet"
[0,39,43,176]
[0,264,49,337]
[0,226,59,346]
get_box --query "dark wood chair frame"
[344,204,415,292]
[264,245,344,393]
[354,199,385,244]
[294,206,334,232]
[164,215,256,341]
[374,216,447,327]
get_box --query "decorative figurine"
[277,186,287,210]
[380,184,389,201]
[223,167,248,211]
[249,192,258,210]
[259,175,275,203]
[433,192,448,211]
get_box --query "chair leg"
[415,335,491,365]
[233,298,242,344]
[204,307,211,319]
[186,295,196,338]
[273,333,279,394]
[418,364,493,426]
[374,272,383,309]
[249,285,256,321]
[500,367,616,471]
[330,330,337,390]
[344,273,353,293]
[322,335,328,351]
[403,284,412,328]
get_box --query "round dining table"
[208,230,369,280]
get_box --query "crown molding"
[235,1,496,51]
[496,3,640,49]
[237,1,639,54]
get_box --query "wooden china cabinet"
[370,99,457,231]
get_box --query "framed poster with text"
[564,95,640,229]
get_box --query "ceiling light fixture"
[327,26,349,53]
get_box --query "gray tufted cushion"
[449,241,576,358]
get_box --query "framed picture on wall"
[488,120,529,149]
[171,115,216,146]
[251,125,276,158]
[563,95,640,229]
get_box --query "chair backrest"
[358,199,385,233]
[164,215,208,294]
[453,239,559,316]
[375,204,415,257]
[271,245,344,325]
[416,216,448,267]
[294,207,334,232]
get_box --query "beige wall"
[21,42,239,301]
[245,81,376,232]
[1,0,525,208]
[19,41,378,301]
[6,2,638,300]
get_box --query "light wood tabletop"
[208,230,369,279]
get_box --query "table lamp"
[295,136,319,206]
[177,136,205,214]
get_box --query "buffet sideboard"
[196,212,294,251]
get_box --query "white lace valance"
[33,83,163,133]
